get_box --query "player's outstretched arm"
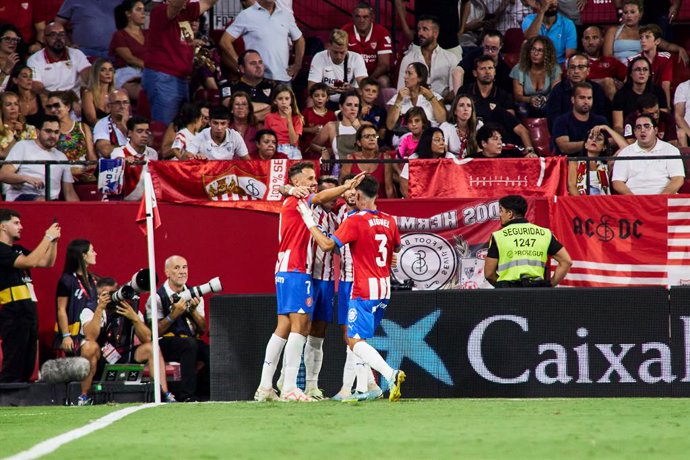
[297,199,337,252]
[311,172,365,205]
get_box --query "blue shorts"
[311,279,335,322]
[275,272,314,315]
[347,298,389,339]
[337,281,353,325]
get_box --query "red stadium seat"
[193,88,221,105]
[580,0,618,24]
[671,53,690,103]
[503,28,525,54]
[503,52,519,70]
[524,117,553,157]
[150,120,167,153]
[136,88,152,120]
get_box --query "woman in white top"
[170,103,205,160]
[440,93,483,157]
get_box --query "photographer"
[77,277,175,406]
[147,255,210,402]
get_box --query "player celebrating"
[298,175,406,402]
[254,163,364,402]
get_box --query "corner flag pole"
[144,171,162,404]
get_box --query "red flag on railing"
[135,177,161,235]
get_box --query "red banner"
[549,195,690,286]
[148,160,316,213]
[408,157,567,199]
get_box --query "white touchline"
[4,403,157,460]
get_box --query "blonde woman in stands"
[170,103,205,160]
[440,93,483,157]
[567,125,627,196]
[510,35,561,118]
[0,92,37,160]
[81,59,115,127]
[45,91,97,182]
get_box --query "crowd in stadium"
[0,0,686,202]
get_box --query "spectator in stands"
[0,92,37,161]
[46,91,97,182]
[251,129,288,160]
[612,56,667,135]
[169,103,204,160]
[387,62,446,134]
[301,83,336,160]
[220,0,304,85]
[148,255,210,402]
[188,105,249,160]
[522,0,576,64]
[0,24,21,93]
[110,0,147,102]
[56,0,120,59]
[623,93,677,146]
[471,123,538,158]
[308,29,368,110]
[581,25,627,101]
[394,0,462,58]
[460,55,515,118]
[397,15,457,102]
[143,0,219,126]
[27,22,91,98]
[310,91,363,174]
[0,115,79,201]
[568,127,627,196]
[263,85,303,159]
[0,0,35,45]
[510,36,561,118]
[93,89,130,158]
[674,78,690,147]
[111,116,158,201]
[396,107,430,160]
[9,66,44,128]
[341,2,393,87]
[79,277,176,406]
[340,124,393,198]
[33,0,64,52]
[399,127,456,198]
[551,82,611,156]
[497,0,533,33]
[612,114,685,194]
[628,24,673,108]
[162,101,208,159]
[228,91,259,158]
[81,59,115,127]
[359,78,387,141]
[545,53,610,131]
[440,93,482,157]
[221,49,273,122]
[452,29,512,95]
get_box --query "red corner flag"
[135,172,161,235]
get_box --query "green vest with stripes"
[492,223,551,282]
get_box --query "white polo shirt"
[396,44,458,97]
[226,3,303,82]
[308,50,368,102]
[674,80,690,129]
[3,140,74,201]
[188,127,248,160]
[27,47,90,94]
[611,139,685,195]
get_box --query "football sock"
[282,332,307,393]
[352,341,395,384]
[259,334,287,389]
[341,346,356,394]
[355,357,369,393]
[366,364,378,390]
[304,335,324,391]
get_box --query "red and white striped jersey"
[275,195,314,275]
[332,209,401,300]
[311,204,337,281]
[334,202,354,282]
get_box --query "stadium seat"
[524,117,553,156]
[503,28,525,54]
[580,0,618,24]
[150,120,167,153]
[193,88,221,105]
[136,88,152,120]
[503,52,519,70]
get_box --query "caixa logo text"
[468,315,690,384]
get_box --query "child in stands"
[264,85,304,159]
[301,83,335,159]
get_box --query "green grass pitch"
[2,399,690,459]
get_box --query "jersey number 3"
[375,234,388,267]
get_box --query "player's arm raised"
[310,172,365,205]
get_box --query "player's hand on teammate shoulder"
[289,186,311,198]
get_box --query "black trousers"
[0,303,38,383]
[159,336,209,400]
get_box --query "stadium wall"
[210,288,690,399]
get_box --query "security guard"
[484,195,572,288]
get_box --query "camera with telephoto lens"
[171,277,223,304]
[109,269,159,311]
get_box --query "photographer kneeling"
[77,277,176,405]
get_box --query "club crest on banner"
[202,165,268,201]
[392,233,457,290]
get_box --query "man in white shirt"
[93,90,130,158]
[396,16,457,102]
[308,28,368,107]
[27,22,91,97]
[0,116,79,201]
[674,78,690,147]
[188,106,249,160]
[220,0,305,84]
[612,114,685,195]
[111,116,158,201]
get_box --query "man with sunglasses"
[612,113,685,195]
